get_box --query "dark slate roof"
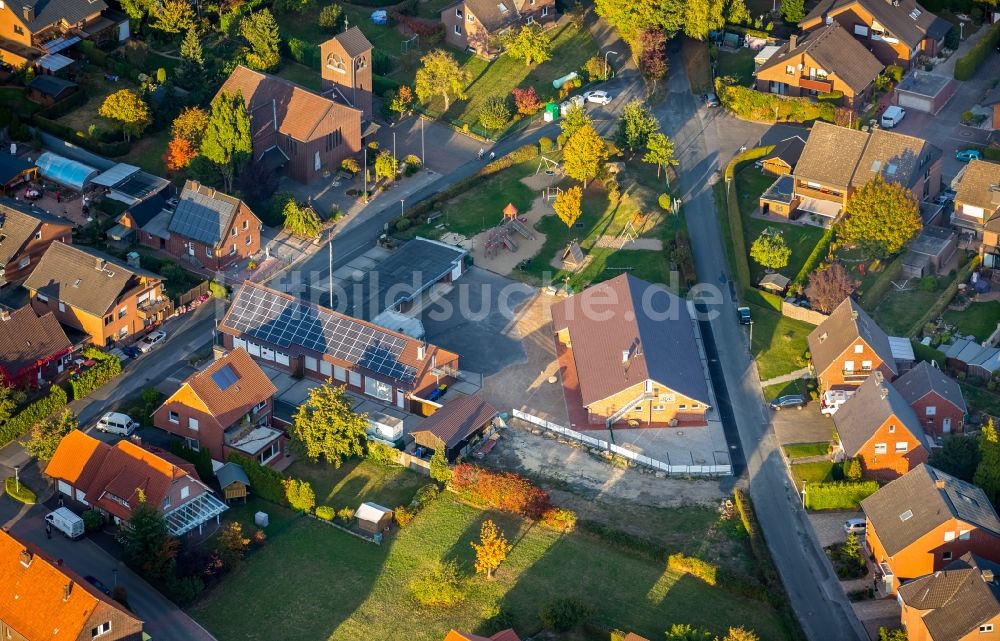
[763,136,806,169]
[808,297,897,379]
[898,553,1000,641]
[758,24,884,93]
[803,0,949,49]
[27,75,78,97]
[796,122,871,187]
[125,189,174,228]
[0,305,71,375]
[334,26,372,58]
[411,394,498,450]
[893,360,967,415]
[862,464,1000,557]
[215,462,250,490]
[550,274,711,407]
[168,180,242,247]
[761,174,795,204]
[832,371,925,456]
[23,242,161,317]
[0,154,35,185]
[464,0,520,31]
[23,0,109,32]
[0,198,71,268]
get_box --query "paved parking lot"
[772,403,835,445]
[808,509,863,548]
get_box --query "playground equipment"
[543,185,563,202]
[535,156,561,176]
[552,72,579,89]
[562,241,584,269]
[503,202,534,240]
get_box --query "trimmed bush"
[4,477,36,504]
[716,79,836,123]
[228,453,287,505]
[412,483,440,508]
[451,464,552,519]
[539,597,592,631]
[541,507,577,531]
[538,136,554,154]
[315,505,335,521]
[394,505,416,527]
[288,38,320,69]
[366,441,400,466]
[722,146,774,290]
[667,553,717,584]
[805,481,880,510]
[337,507,355,522]
[410,560,464,606]
[170,441,215,482]
[83,510,105,532]
[69,348,122,400]
[955,22,1000,80]
[0,385,67,447]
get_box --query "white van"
[880,106,906,129]
[95,412,139,436]
[46,508,85,539]
[820,389,856,417]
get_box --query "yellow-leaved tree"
[471,519,512,579]
[553,186,583,228]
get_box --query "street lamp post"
[13,465,19,494]
[363,147,368,204]
[603,50,619,80]
[748,319,754,345]
[801,480,807,508]
[400,199,405,218]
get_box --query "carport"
[410,394,498,461]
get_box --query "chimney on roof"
[63,582,72,602]
[22,5,33,22]
[851,309,859,320]
[417,344,426,360]
[789,34,798,49]
[819,332,828,342]
[622,349,630,364]
[984,569,995,583]
[95,257,106,271]
[18,550,32,568]
[0,310,10,321]
[879,386,889,399]
[935,478,946,489]
[874,371,884,384]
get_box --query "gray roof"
[168,180,243,247]
[893,360,967,414]
[898,553,1000,641]
[808,297,897,380]
[832,371,925,456]
[758,24,884,94]
[0,198,71,268]
[463,0,520,31]
[850,127,941,189]
[759,273,791,290]
[550,274,711,407]
[215,462,250,489]
[862,464,1000,557]
[23,0,109,32]
[333,26,372,58]
[803,0,949,49]
[27,74,78,97]
[763,136,806,169]
[761,174,795,204]
[796,122,871,187]
[23,242,162,317]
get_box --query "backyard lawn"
[276,4,408,57]
[750,305,813,381]
[191,494,791,641]
[944,300,1000,342]
[275,61,322,91]
[120,129,171,174]
[55,72,141,137]
[783,442,831,460]
[871,286,943,337]
[715,48,755,86]
[285,458,427,510]
[790,461,841,490]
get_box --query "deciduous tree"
[727,0,751,24]
[282,199,323,238]
[781,0,805,23]
[164,137,197,172]
[21,409,77,461]
[0,383,16,425]
[638,29,668,85]
[975,419,1000,505]
[273,0,315,14]
[119,0,153,24]
[840,176,921,258]
[562,124,609,187]
[502,24,552,66]
[374,150,399,182]
[98,90,151,142]
[594,0,686,45]
[805,262,855,314]
[122,496,178,580]
[151,0,195,33]
[172,106,210,147]
[643,132,678,180]
[290,379,368,466]
[684,0,725,40]
[721,627,759,641]
[430,450,452,484]
[750,231,790,270]
[283,478,316,511]
[415,49,469,111]
[478,95,511,132]
[512,86,541,115]
[200,91,252,192]
[618,99,659,151]
[930,436,980,482]
[240,9,281,71]
[553,185,583,228]
[559,105,591,139]
[217,522,250,566]
[388,85,414,119]
[319,3,343,30]
[664,624,712,641]
[471,519,512,579]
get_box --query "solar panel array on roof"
[168,186,239,246]
[211,364,239,391]
[226,286,417,384]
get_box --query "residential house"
[24,242,168,346]
[137,180,262,271]
[760,135,806,176]
[898,553,1000,641]
[983,86,1000,133]
[107,188,175,245]
[410,394,498,461]
[808,297,897,391]
[551,273,711,428]
[754,24,884,108]
[153,347,283,467]
[0,198,72,287]
[45,430,228,535]
[218,65,363,185]
[861,463,1000,594]
[320,26,374,121]
[441,0,555,57]
[951,160,1000,264]
[0,0,126,70]
[0,154,38,192]
[0,528,144,641]
[444,630,521,641]
[0,305,71,387]
[800,0,950,68]
[833,371,928,479]
[218,281,461,412]
[893,360,966,435]
[760,121,941,220]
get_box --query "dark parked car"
[737,306,752,325]
[770,395,806,411]
[703,92,720,107]
[84,575,112,595]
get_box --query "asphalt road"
[659,42,867,641]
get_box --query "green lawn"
[56,71,142,135]
[286,459,427,510]
[750,305,813,381]
[120,128,170,174]
[871,287,944,337]
[960,382,1000,416]
[783,442,831,460]
[763,379,806,401]
[715,48,755,86]
[276,4,407,56]
[191,495,790,641]
[944,300,1000,342]
[790,461,841,490]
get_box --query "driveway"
[772,404,835,446]
[420,267,534,375]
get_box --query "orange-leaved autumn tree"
[164,137,197,171]
[471,519,512,579]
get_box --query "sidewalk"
[933,21,992,78]
[760,367,811,388]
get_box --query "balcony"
[842,369,873,382]
[224,422,283,456]
[795,183,845,204]
[137,298,171,319]
[799,77,833,93]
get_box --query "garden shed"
[410,394,499,462]
[0,154,38,192]
[355,502,393,534]
[216,462,250,503]
[759,273,790,294]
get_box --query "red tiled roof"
[0,305,72,378]
[443,630,521,641]
[175,347,277,428]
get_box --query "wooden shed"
[411,394,499,462]
[216,462,250,503]
[356,502,393,534]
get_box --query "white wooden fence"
[511,410,732,477]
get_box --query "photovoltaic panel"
[225,285,417,384]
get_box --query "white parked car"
[820,389,856,417]
[95,412,139,436]
[843,518,866,535]
[137,330,167,353]
[583,90,613,105]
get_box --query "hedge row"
[451,463,551,519]
[228,453,288,506]
[954,22,1000,81]
[792,225,835,290]
[905,255,981,338]
[0,385,68,447]
[805,481,880,510]
[36,89,88,120]
[722,146,774,292]
[716,79,836,123]
[32,115,131,157]
[69,349,122,401]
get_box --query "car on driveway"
[956,149,982,162]
[843,518,866,535]
[703,92,720,107]
[770,395,806,411]
[137,330,167,353]
[84,575,112,596]
[583,90,612,105]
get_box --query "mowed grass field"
[190,494,790,641]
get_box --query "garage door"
[897,92,933,113]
